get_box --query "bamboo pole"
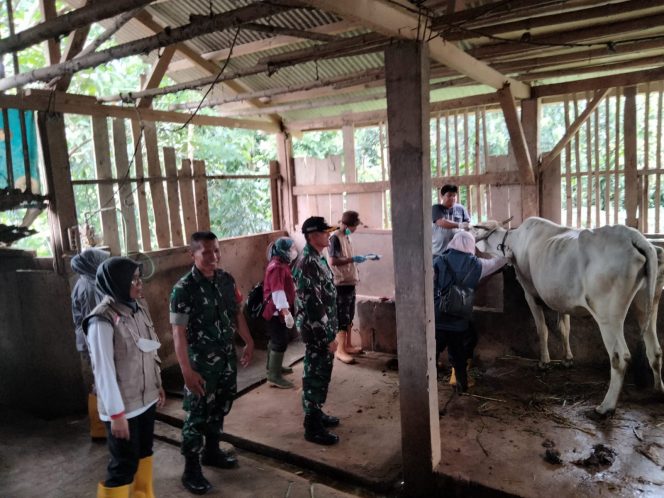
[0,0,156,55]
[0,2,291,91]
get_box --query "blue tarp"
[0,109,40,191]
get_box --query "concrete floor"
[0,406,367,498]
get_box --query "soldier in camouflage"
[294,216,341,445]
[170,231,254,495]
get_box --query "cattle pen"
[2,1,664,497]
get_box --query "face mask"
[288,248,298,262]
[345,228,351,236]
[137,337,160,353]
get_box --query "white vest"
[331,229,359,286]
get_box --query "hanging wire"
[176,26,241,131]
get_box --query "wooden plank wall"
[294,155,343,225]
[82,118,214,254]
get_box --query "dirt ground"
[436,355,664,497]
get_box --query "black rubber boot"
[182,454,212,495]
[201,437,238,469]
[320,411,339,428]
[304,411,339,445]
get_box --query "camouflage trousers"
[181,368,237,456]
[302,345,334,415]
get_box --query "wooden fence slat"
[379,121,388,228]
[463,110,469,176]
[91,116,121,255]
[474,110,482,220]
[269,160,281,230]
[454,112,459,176]
[624,86,638,228]
[643,83,650,232]
[130,119,152,252]
[614,91,621,225]
[585,92,592,226]
[111,118,138,253]
[445,111,451,176]
[143,121,170,248]
[178,159,197,241]
[573,95,582,227]
[193,159,211,231]
[163,146,183,246]
[604,98,610,226]
[593,107,600,227]
[656,83,663,232]
[564,96,572,226]
[435,113,441,177]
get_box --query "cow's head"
[471,217,513,258]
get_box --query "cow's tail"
[632,232,658,336]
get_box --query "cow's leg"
[522,291,550,368]
[558,313,573,367]
[596,322,631,415]
[633,284,664,392]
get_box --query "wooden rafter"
[240,22,340,42]
[0,0,156,55]
[442,0,664,42]
[497,83,534,184]
[299,0,531,98]
[167,20,357,73]
[137,44,177,108]
[0,2,292,92]
[38,0,60,65]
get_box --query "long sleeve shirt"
[87,317,157,422]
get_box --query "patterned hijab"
[270,237,295,263]
[71,248,109,279]
[96,257,141,308]
[447,230,476,255]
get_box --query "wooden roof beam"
[442,0,664,41]
[0,0,156,55]
[167,20,358,73]
[469,12,664,60]
[0,2,292,92]
[137,44,177,108]
[241,22,341,42]
[38,0,60,65]
[497,84,534,184]
[299,0,530,98]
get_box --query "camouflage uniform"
[294,243,338,415]
[169,265,241,456]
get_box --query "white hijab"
[447,230,475,255]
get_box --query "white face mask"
[288,248,298,262]
[137,337,160,353]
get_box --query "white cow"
[472,217,664,415]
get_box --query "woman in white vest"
[84,257,165,498]
[328,210,367,364]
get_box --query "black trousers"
[103,403,156,487]
[435,324,478,389]
[266,316,289,353]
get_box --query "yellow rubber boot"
[449,368,457,386]
[133,456,155,498]
[97,482,131,498]
[88,394,107,440]
[334,331,356,364]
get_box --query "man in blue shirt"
[432,184,470,257]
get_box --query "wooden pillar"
[521,97,540,220]
[276,132,297,233]
[37,112,78,273]
[385,40,440,497]
[269,160,282,231]
[624,86,638,228]
[541,155,561,223]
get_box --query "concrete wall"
[0,231,285,418]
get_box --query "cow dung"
[573,444,617,469]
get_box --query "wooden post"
[37,112,78,273]
[269,160,282,230]
[541,155,562,223]
[624,86,638,228]
[384,40,440,497]
[521,97,540,220]
[130,119,152,251]
[276,132,297,233]
[497,84,535,184]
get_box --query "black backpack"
[246,282,267,319]
[436,257,475,320]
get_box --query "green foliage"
[293,131,342,158]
